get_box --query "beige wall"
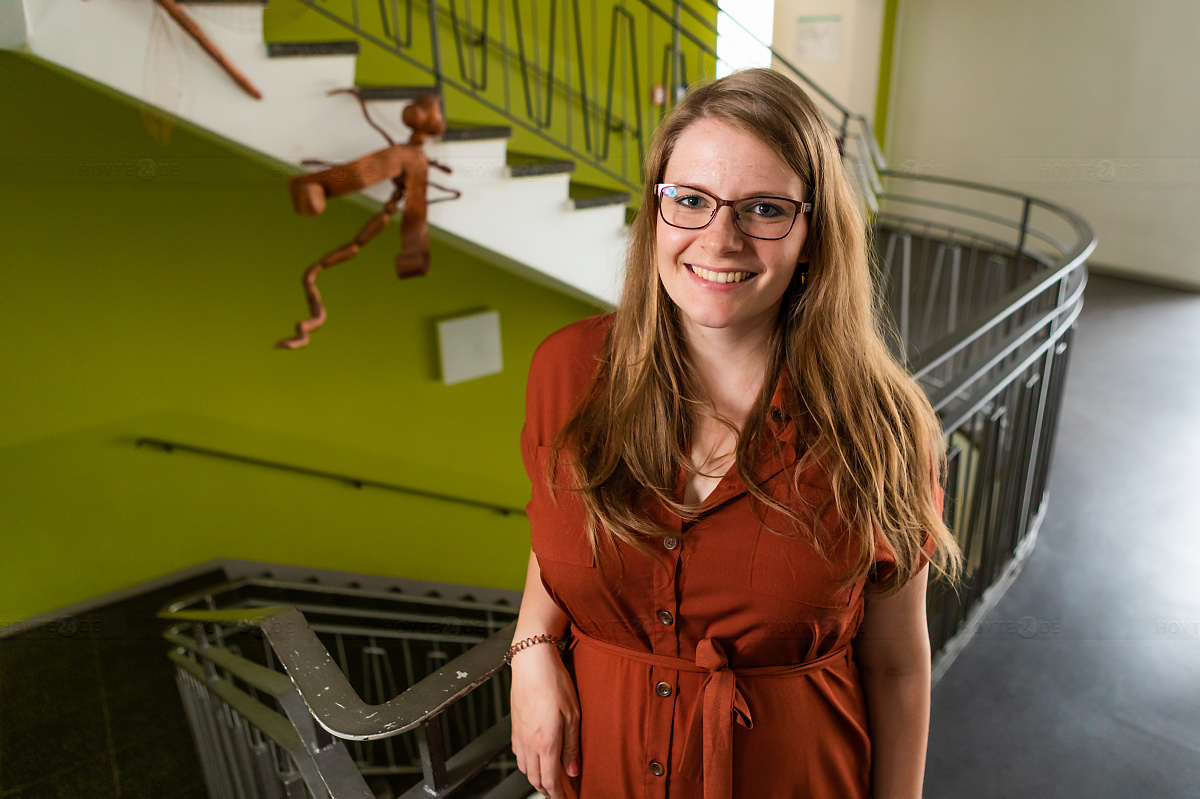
[887,0,1200,288]
[772,0,885,126]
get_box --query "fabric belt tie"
[569,626,851,799]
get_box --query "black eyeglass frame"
[654,183,815,241]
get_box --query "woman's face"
[655,117,810,344]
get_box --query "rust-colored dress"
[521,315,939,799]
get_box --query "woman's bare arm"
[855,563,932,799]
[510,550,579,799]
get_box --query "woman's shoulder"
[529,313,613,381]
[523,314,613,445]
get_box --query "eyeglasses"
[655,183,813,241]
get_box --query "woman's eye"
[676,194,709,209]
[750,201,785,217]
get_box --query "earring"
[798,262,809,286]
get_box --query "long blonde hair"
[552,68,962,594]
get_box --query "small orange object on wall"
[277,93,461,349]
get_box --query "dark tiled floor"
[0,570,226,798]
[925,274,1200,798]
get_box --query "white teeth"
[690,266,750,284]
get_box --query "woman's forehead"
[663,118,804,195]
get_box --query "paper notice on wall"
[793,15,842,63]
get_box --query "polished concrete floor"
[925,273,1200,798]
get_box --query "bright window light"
[716,0,775,78]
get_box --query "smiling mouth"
[689,265,755,284]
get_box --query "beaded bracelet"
[504,633,565,665]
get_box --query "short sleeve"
[870,461,944,586]
[520,314,612,503]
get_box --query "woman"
[508,68,962,799]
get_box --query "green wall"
[0,53,599,625]
[874,0,899,153]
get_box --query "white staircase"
[4,0,629,305]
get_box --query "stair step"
[507,151,574,178]
[357,85,441,101]
[442,122,513,142]
[266,41,360,58]
[569,181,631,209]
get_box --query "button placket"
[644,661,678,799]
[646,523,681,799]
[645,500,682,798]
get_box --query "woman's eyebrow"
[667,180,798,198]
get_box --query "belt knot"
[679,638,753,799]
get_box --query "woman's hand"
[510,642,581,798]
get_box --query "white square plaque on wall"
[793,14,842,63]
[437,310,503,385]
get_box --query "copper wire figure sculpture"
[276,92,461,349]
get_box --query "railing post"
[1015,196,1032,260]
[428,0,444,97]
[672,0,683,101]
[1016,275,1070,538]
[899,231,912,359]
[418,713,450,792]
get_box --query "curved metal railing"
[160,577,527,798]
[870,171,1095,670]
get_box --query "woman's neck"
[683,320,773,424]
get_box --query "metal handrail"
[925,271,1087,414]
[161,606,518,740]
[868,167,1095,668]
[879,194,1071,256]
[136,437,526,516]
[160,579,528,797]
[937,289,1085,436]
[910,233,1094,381]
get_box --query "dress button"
[663,536,679,551]
[657,609,674,626]
[649,760,666,777]
[655,681,673,697]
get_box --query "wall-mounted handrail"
[136,437,526,516]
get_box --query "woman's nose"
[699,205,744,250]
